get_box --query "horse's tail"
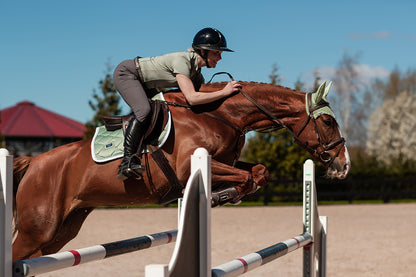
[12,156,32,241]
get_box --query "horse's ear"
[311,81,326,107]
[307,81,335,118]
[323,81,332,101]
[313,81,332,104]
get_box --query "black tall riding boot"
[117,117,148,180]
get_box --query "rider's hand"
[223,81,241,96]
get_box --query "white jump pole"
[0,148,13,277]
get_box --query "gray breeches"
[113,59,151,122]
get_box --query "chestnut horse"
[12,81,350,261]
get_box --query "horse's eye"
[323,119,332,126]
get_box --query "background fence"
[242,177,416,205]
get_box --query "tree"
[85,60,122,138]
[243,129,310,180]
[294,76,305,91]
[328,52,377,147]
[268,63,282,85]
[367,90,416,166]
[312,68,322,92]
[375,67,416,100]
[366,67,416,165]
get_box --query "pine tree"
[85,60,122,138]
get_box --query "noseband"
[208,72,346,166]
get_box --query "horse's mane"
[200,81,299,93]
[165,82,299,99]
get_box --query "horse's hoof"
[229,199,242,205]
[211,187,240,207]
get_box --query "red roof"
[0,101,86,138]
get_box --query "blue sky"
[2,0,415,123]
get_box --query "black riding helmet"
[192,27,233,68]
[192,27,233,52]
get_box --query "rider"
[113,27,241,180]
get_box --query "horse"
[12,80,350,261]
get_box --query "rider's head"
[192,27,233,68]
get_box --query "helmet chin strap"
[199,49,211,68]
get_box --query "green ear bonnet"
[305,81,335,119]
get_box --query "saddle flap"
[144,100,169,145]
[101,100,169,146]
[102,114,132,132]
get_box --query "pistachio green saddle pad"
[91,93,172,163]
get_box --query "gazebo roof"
[0,101,86,138]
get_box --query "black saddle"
[101,99,169,146]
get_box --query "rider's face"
[206,50,222,68]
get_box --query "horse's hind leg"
[12,237,42,261]
[12,212,60,261]
[40,207,95,254]
[13,207,94,261]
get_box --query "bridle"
[298,93,346,165]
[206,72,346,166]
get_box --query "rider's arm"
[176,73,240,106]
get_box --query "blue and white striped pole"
[212,233,312,277]
[13,230,177,277]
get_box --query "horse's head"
[295,81,350,179]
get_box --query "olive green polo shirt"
[138,51,204,90]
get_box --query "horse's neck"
[165,83,307,132]
[219,84,307,131]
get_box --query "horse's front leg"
[210,160,269,206]
[234,161,269,188]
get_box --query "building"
[0,101,86,156]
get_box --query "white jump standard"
[0,149,13,277]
